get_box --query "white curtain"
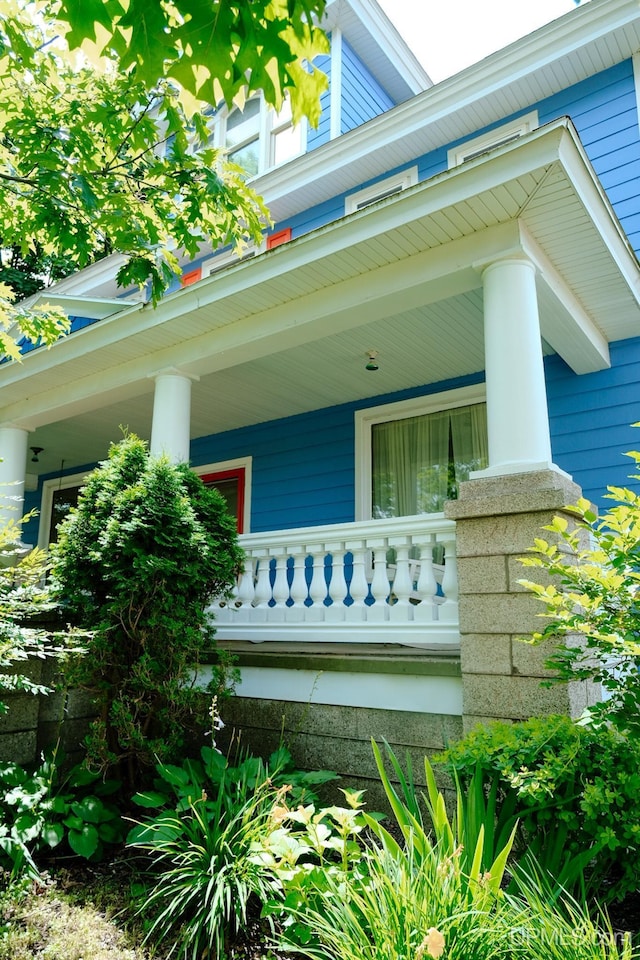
[372,402,488,517]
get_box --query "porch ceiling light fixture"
[30,446,44,463]
[365,350,379,371]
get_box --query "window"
[210,95,306,178]
[447,112,539,168]
[345,167,418,215]
[195,457,251,533]
[38,472,87,550]
[200,243,261,278]
[225,98,261,176]
[355,385,487,521]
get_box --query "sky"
[376,0,588,83]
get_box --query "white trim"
[200,243,263,278]
[354,383,486,521]
[194,456,252,533]
[345,165,418,213]
[633,52,640,137]
[447,111,539,168]
[199,664,463,714]
[38,470,88,550]
[330,26,343,140]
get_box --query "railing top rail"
[238,513,456,549]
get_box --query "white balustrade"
[210,514,459,648]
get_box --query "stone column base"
[445,469,599,732]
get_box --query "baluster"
[287,547,307,622]
[270,549,290,621]
[439,538,459,622]
[388,538,413,622]
[306,543,327,621]
[235,554,256,614]
[367,540,390,621]
[250,549,271,622]
[345,540,368,620]
[413,535,438,623]
[324,541,347,621]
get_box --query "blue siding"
[190,373,484,532]
[547,338,640,507]
[340,40,394,134]
[307,53,332,151]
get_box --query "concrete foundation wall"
[218,695,462,808]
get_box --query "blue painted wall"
[340,40,394,134]
[307,52,332,151]
[190,373,484,532]
[547,338,640,508]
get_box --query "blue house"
[6,0,640,779]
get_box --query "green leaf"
[71,796,111,824]
[68,823,100,858]
[131,790,169,809]
[42,822,65,848]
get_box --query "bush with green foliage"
[127,739,337,958]
[50,434,243,792]
[0,510,83,714]
[519,445,640,735]
[259,741,634,960]
[438,714,640,901]
[0,744,124,878]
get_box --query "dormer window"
[212,95,306,177]
[447,111,538,168]
[225,98,261,176]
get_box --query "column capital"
[148,367,200,383]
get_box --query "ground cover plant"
[126,735,337,959]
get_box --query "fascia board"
[340,0,431,96]
[555,120,640,308]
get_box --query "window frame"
[194,456,252,534]
[210,95,307,177]
[38,471,88,550]
[345,167,418,215]
[200,242,263,278]
[447,111,539,168]
[354,384,486,521]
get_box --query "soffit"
[5,120,640,430]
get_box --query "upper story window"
[212,96,306,177]
[345,167,418,215]
[447,111,539,168]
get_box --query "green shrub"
[0,510,83,715]
[519,444,640,736]
[438,714,640,900]
[50,434,243,792]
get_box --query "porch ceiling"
[10,118,640,479]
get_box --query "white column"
[477,256,554,477]
[0,425,29,528]
[149,371,193,463]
